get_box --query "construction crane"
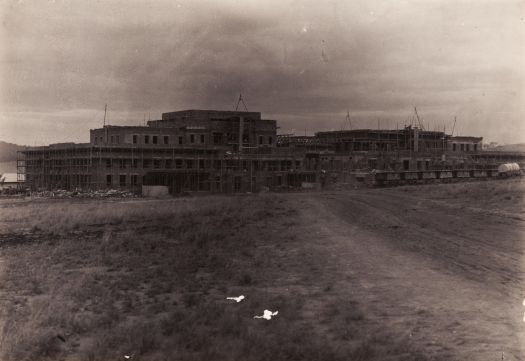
[414,106,425,131]
[341,110,352,130]
[234,93,248,111]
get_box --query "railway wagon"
[456,170,470,178]
[421,171,437,180]
[373,168,499,187]
[439,171,453,179]
[472,170,487,178]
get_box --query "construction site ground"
[294,179,525,360]
[0,178,523,360]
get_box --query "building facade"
[22,110,314,193]
[447,136,483,153]
[20,109,491,193]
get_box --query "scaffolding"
[18,108,495,194]
[16,150,25,190]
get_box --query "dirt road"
[291,189,525,360]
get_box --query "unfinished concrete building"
[314,126,453,172]
[21,110,316,193]
[20,108,508,193]
[315,126,449,153]
[448,136,483,153]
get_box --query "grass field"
[0,194,431,361]
[393,177,525,217]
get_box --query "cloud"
[0,0,524,144]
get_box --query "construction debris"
[26,189,138,199]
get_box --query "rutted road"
[292,189,525,360]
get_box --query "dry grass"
[394,177,525,216]
[0,196,240,234]
[0,195,429,361]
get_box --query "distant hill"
[0,141,26,162]
[0,161,16,174]
[492,143,525,152]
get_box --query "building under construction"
[19,107,516,194]
[21,109,312,193]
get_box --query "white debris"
[226,295,245,303]
[522,299,525,307]
[124,356,130,360]
[254,310,279,320]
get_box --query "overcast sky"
[1,0,523,145]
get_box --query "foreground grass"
[0,195,429,361]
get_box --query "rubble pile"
[28,189,139,199]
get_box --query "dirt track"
[291,188,525,360]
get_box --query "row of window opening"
[94,134,274,145]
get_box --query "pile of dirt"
[27,189,139,199]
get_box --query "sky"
[0,0,524,145]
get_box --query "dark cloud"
[1,0,523,145]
